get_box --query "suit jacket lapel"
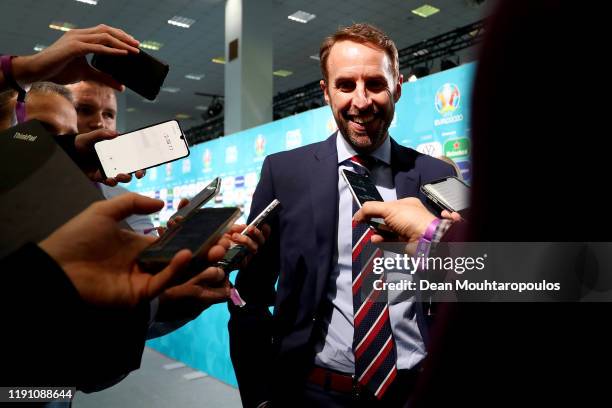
[390,138,420,199]
[309,133,339,306]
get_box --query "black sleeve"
[228,157,281,408]
[0,243,149,388]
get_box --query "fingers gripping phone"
[137,207,241,273]
[94,120,189,179]
[217,199,281,272]
[341,169,397,239]
[91,50,169,100]
[169,177,221,222]
[421,176,470,219]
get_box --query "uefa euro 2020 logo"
[435,83,460,115]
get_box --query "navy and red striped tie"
[349,155,398,399]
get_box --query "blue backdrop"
[126,62,475,386]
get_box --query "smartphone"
[138,207,241,273]
[217,199,281,272]
[421,176,470,218]
[341,169,397,239]
[169,177,221,222]
[91,50,169,100]
[94,120,189,178]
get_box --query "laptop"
[0,120,108,258]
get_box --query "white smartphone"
[94,120,189,178]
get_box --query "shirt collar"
[336,131,392,166]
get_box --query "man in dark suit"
[229,23,454,407]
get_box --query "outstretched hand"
[39,193,191,307]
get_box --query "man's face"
[26,93,78,135]
[321,41,402,153]
[69,82,117,132]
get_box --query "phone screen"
[95,120,189,178]
[422,177,470,212]
[342,169,384,206]
[138,207,240,272]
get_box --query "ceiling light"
[185,73,205,80]
[412,5,440,18]
[75,0,98,5]
[168,16,196,28]
[33,44,47,52]
[273,70,293,77]
[309,55,320,61]
[212,56,226,64]
[175,113,191,119]
[195,105,208,111]
[161,87,180,93]
[126,107,136,112]
[140,41,163,51]
[288,10,316,23]
[49,22,76,32]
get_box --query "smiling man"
[229,24,455,407]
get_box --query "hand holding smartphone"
[341,169,398,239]
[217,199,280,273]
[94,120,189,179]
[218,199,281,308]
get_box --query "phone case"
[91,51,169,100]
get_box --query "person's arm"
[228,157,280,408]
[353,198,462,256]
[1,193,191,387]
[1,24,139,92]
[148,197,266,335]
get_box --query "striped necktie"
[348,155,398,399]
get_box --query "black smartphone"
[217,199,281,272]
[91,50,169,100]
[341,169,397,239]
[94,120,189,178]
[421,176,470,219]
[169,177,221,222]
[137,207,241,273]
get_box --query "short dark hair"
[29,82,73,104]
[319,23,399,81]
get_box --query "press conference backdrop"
[126,62,474,386]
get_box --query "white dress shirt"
[313,133,427,373]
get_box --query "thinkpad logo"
[13,132,37,142]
